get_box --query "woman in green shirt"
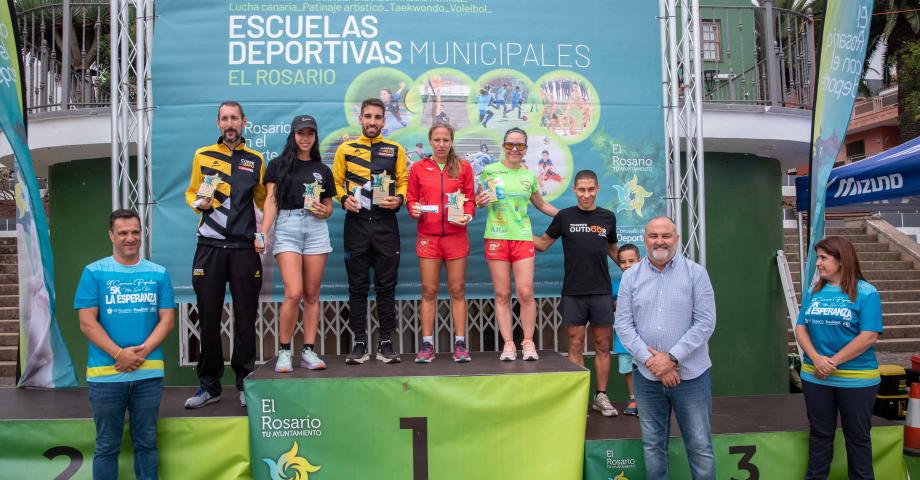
[475,127,558,361]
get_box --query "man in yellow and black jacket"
[183,101,266,410]
[333,97,408,365]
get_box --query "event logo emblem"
[612,175,652,216]
[262,442,321,480]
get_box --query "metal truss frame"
[660,0,707,265]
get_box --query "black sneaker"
[376,339,401,364]
[346,341,369,365]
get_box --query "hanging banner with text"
[244,369,589,479]
[0,0,77,387]
[803,0,874,294]
[151,0,666,300]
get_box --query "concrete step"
[787,325,920,341]
[0,245,15,255]
[792,270,920,283]
[881,301,920,314]
[0,274,17,285]
[784,251,903,264]
[0,361,14,378]
[0,308,18,320]
[797,291,920,302]
[875,338,920,352]
[795,279,920,291]
[0,346,15,361]
[0,333,16,346]
[0,320,16,333]
[784,228,869,236]
[0,296,17,308]
[0,264,17,275]
[0,254,16,265]
[0,237,16,246]
[0,285,18,296]
[783,242,890,254]
[785,234,879,245]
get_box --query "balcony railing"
[700,2,815,109]
[17,2,111,113]
[852,90,898,118]
[17,2,815,116]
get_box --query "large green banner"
[245,370,590,479]
[585,426,907,480]
[0,417,251,479]
[151,0,666,300]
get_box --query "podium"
[244,351,590,480]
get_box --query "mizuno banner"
[803,0,874,295]
[0,0,77,388]
[795,135,920,210]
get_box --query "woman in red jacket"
[407,123,476,363]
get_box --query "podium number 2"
[729,444,760,480]
[400,417,429,480]
[43,446,83,480]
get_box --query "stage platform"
[0,355,909,479]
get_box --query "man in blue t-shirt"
[75,209,175,480]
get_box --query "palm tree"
[865,0,920,142]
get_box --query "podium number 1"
[400,417,429,480]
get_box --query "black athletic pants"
[343,215,400,343]
[192,244,262,396]
[802,380,878,480]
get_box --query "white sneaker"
[275,349,293,373]
[592,393,618,417]
[521,340,539,361]
[499,341,517,361]
[301,348,327,370]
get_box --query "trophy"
[196,173,222,202]
[447,189,467,223]
[481,178,500,204]
[303,181,324,211]
[372,172,394,205]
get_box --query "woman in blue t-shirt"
[795,236,883,479]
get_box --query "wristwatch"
[668,353,679,366]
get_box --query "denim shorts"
[273,209,332,255]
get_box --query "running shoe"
[301,348,327,370]
[521,339,539,361]
[453,340,471,363]
[376,339,401,364]
[415,342,435,363]
[274,349,293,373]
[184,388,219,409]
[499,341,517,361]
[624,401,638,416]
[592,393,618,417]
[345,341,369,365]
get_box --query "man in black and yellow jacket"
[333,97,408,365]
[184,101,266,409]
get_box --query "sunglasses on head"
[502,142,527,151]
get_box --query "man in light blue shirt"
[75,209,175,480]
[614,216,716,480]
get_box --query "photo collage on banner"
[151,0,666,301]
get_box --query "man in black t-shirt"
[534,169,619,416]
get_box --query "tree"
[865,0,920,142]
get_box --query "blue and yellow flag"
[0,1,77,387]
[804,0,874,295]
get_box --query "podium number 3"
[729,444,760,480]
[400,417,429,480]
